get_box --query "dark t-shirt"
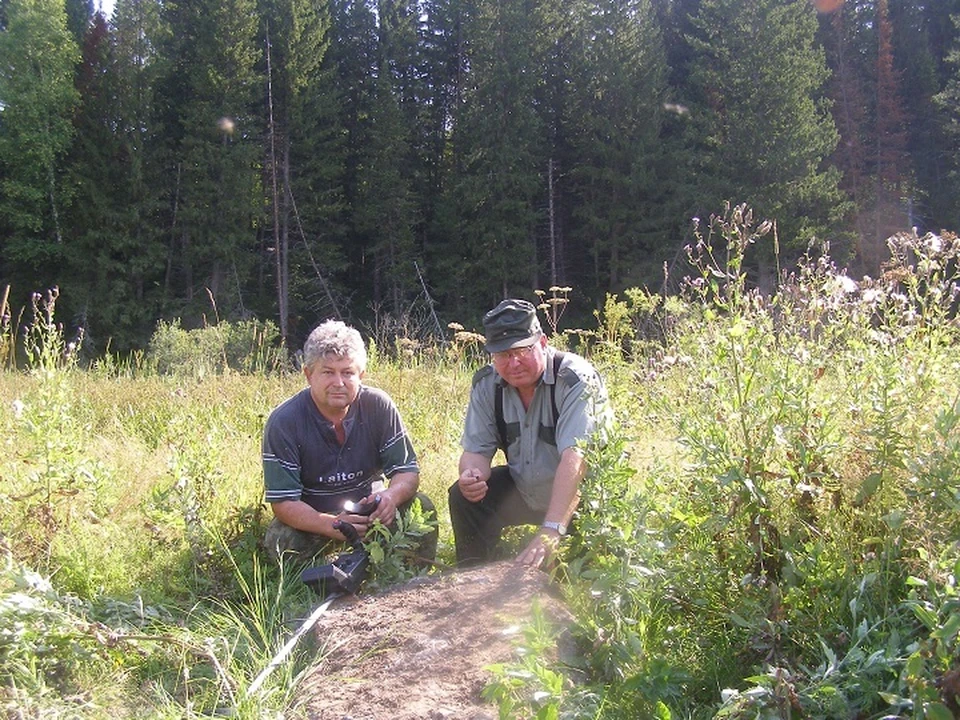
[262,385,418,513]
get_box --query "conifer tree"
[419,0,466,207]
[435,0,546,312]
[821,3,869,260]
[359,0,421,313]
[568,0,668,292]
[823,0,913,270]
[419,0,469,309]
[261,0,344,342]
[871,0,911,249]
[890,0,957,234]
[686,0,846,269]
[152,0,261,319]
[61,11,165,349]
[935,10,960,226]
[64,0,92,42]
[329,0,378,310]
[536,0,585,289]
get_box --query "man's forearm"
[459,451,492,480]
[384,471,419,505]
[543,448,587,525]
[271,500,339,538]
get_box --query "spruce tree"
[358,0,421,314]
[891,0,960,234]
[821,2,870,262]
[435,0,546,313]
[870,0,911,251]
[536,0,585,290]
[686,0,846,271]
[64,0,92,42]
[61,11,166,349]
[935,10,960,232]
[329,0,378,313]
[567,0,669,293]
[261,0,345,343]
[152,0,262,320]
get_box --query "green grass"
[2,210,960,718]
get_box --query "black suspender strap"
[549,350,566,422]
[495,378,507,456]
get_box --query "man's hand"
[337,493,389,537]
[515,528,560,568]
[367,491,398,527]
[335,510,372,538]
[458,467,488,503]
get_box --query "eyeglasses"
[491,344,539,364]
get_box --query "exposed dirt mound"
[296,561,573,719]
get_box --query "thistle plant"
[0,284,12,369]
[7,289,100,563]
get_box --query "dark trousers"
[448,466,545,565]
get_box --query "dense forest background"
[0,0,958,353]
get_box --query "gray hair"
[302,320,367,371]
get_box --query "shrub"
[147,319,286,376]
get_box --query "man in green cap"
[449,298,611,567]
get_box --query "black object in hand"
[342,494,381,516]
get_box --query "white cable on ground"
[245,593,341,698]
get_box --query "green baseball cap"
[482,299,542,353]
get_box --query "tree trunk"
[266,22,287,347]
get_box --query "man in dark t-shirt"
[262,320,437,562]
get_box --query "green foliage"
[0,558,109,713]
[5,290,103,566]
[147,317,286,376]
[363,498,438,591]
[472,206,960,719]
[431,0,547,308]
[568,0,670,292]
[482,600,569,720]
[0,0,80,279]
[4,215,960,718]
[686,0,846,254]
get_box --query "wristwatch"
[541,520,566,536]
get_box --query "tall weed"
[3,290,102,568]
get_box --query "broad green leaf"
[909,603,939,630]
[931,612,960,641]
[922,702,954,720]
[877,691,908,706]
[856,473,883,503]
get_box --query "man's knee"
[413,491,437,517]
[263,517,329,563]
[395,492,439,563]
[448,480,468,511]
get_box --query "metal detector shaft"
[245,591,341,697]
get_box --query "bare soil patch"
[296,561,574,720]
